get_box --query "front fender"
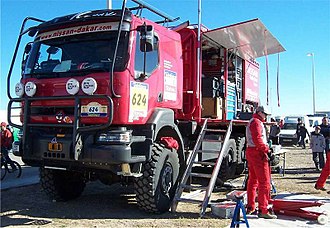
[147,108,185,164]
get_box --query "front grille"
[30,106,74,116]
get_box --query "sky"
[1,0,329,118]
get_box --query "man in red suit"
[245,106,277,219]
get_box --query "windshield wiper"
[80,67,108,72]
[31,72,60,79]
[28,67,109,79]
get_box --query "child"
[310,126,325,171]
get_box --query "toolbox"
[210,201,236,218]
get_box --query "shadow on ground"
[0,181,231,227]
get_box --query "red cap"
[1,122,7,127]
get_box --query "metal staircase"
[171,119,233,217]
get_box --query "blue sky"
[1,0,329,117]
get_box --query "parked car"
[279,121,299,145]
[279,115,312,146]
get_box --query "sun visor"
[203,18,285,60]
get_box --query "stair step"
[180,184,208,191]
[196,149,220,154]
[190,173,212,178]
[202,139,222,143]
[193,161,216,166]
[175,198,203,204]
[205,128,227,133]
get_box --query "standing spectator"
[245,106,277,219]
[279,119,284,129]
[298,123,310,149]
[310,126,325,171]
[319,117,330,152]
[315,117,330,192]
[0,122,15,168]
[296,118,303,146]
[269,119,281,145]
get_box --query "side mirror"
[47,46,59,55]
[137,24,154,52]
[28,28,38,37]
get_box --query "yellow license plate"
[48,143,63,152]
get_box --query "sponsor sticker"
[39,22,130,41]
[164,69,177,101]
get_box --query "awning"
[203,18,285,60]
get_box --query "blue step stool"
[230,195,249,228]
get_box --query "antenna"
[130,0,179,24]
[107,0,112,9]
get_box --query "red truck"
[7,0,284,213]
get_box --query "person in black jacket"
[298,123,310,149]
[296,118,303,146]
[269,119,281,145]
[319,117,330,152]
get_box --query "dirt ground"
[1,146,329,228]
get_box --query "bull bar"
[7,95,113,161]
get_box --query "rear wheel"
[235,137,246,175]
[40,168,86,201]
[134,143,180,213]
[218,139,237,182]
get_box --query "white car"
[279,116,312,146]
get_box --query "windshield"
[24,31,129,78]
[282,123,297,130]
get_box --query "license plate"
[48,142,63,152]
[283,139,292,142]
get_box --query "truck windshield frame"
[23,31,129,78]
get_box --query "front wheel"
[7,161,22,178]
[40,168,86,201]
[134,143,180,213]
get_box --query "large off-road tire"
[235,137,246,175]
[40,167,86,201]
[134,143,180,213]
[218,139,237,182]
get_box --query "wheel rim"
[227,148,234,166]
[160,163,173,195]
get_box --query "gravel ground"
[1,146,329,227]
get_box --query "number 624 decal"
[131,93,147,106]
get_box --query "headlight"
[66,78,80,95]
[25,81,37,97]
[15,82,24,97]
[97,131,131,143]
[82,77,97,95]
